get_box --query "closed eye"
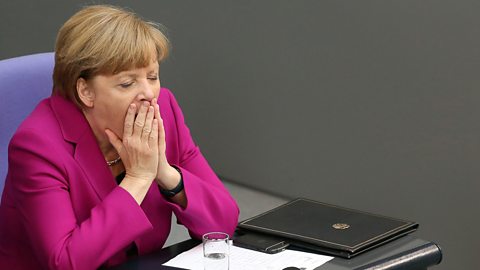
[120,82,134,88]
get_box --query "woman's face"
[79,60,160,142]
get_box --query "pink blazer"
[0,88,239,269]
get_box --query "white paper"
[163,242,334,270]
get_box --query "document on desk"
[163,243,333,270]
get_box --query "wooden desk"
[111,235,442,270]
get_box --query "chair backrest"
[0,52,54,193]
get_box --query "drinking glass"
[202,232,230,270]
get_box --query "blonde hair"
[52,5,170,107]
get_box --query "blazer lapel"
[50,96,116,200]
[74,129,117,199]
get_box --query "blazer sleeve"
[163,90,239,239]
[9,129,152,270]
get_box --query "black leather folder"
[237,198,418,258]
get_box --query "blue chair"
[0,52,55,193]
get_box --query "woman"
[0,5,239,269]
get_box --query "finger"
[153,103,165,150]
[154,101,161,121]
[158,111,165,149]
[142,106,155,141]
[149,119,159,147]
[133,101,149,137]
[123,104,136,138]
[105,129,123,156]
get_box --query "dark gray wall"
[1,1,478,269]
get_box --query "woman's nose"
[139,82,155,101]
[144,87,155,100]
